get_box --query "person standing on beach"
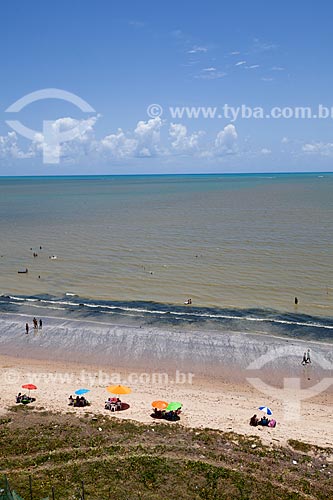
[306,349,311,364]
[33,317,38,329]
[25,323,29,334]
[39,319,42,329]
[301,352,307,365]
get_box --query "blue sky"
[1,0,333,175]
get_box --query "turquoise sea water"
[0,173,332,333]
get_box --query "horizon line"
[0,171,333,178]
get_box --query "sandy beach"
[0,311,332,449]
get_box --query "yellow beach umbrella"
[107,384,132,395]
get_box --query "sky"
[1,0,333,175]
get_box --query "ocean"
[0,173,332,342]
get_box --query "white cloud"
[0,116,243,164]
[31,115,99,162]
[247,64,260,69]
[252,38,278,52]
[188,46,208,54]
[260,148,271,154]
[128,20,145,28]
[281,137,289,144]
[302,142,333,156]
[214,124,238,154]
[195,68,226,80]
[169,123,204,153]
[134,117,163,156]
[100,129,137,158]
[0,131,18,158]
[99,117,163,159]
[32,116,98,147]
[235,61,246,66]
[302,144,317,153]
[0,131,34,159]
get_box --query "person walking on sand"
[33,317,38,329]
[39,319,42,329]
[301,352,307,365]
[25,323,29,335]
[306,349,311,364]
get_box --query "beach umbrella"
[151,400,168,410]
[22,383,37,398]
[258,406,272,416]
[107,385,132,396]
[166,402,182,411]
[75,388,90,396]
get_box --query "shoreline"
[0,309,332,449]
[1,309,333,347]
[1,311,332,382]
[2,294,333,340]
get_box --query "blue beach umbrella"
[75,388,90,396]
[258,406,272,415]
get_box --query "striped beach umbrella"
[258,406,272,415]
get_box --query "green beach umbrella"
[166,402,182,411]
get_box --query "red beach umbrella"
[22,384,37,390]
[22,384,37,397]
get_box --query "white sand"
[0,354,332,449]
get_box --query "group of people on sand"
[105,397,122,411]
[25,317,42,334]
[16,392,35,404]
[68,395,90,407]
[302,349,311,365]
[249,414,276,427]
[152,407,181,421]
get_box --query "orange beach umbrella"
[151,400,168,410]
[107,385,132,395]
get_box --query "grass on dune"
[0,408,332,500]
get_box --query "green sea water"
[0,173,332,317]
